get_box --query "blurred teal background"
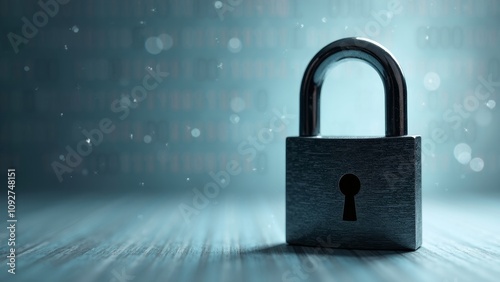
[0,0,498,195]
[1,1,499,282]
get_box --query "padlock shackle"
[299,37,407,137]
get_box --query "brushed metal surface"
[286,136,422,250]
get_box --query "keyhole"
[339,174,361,221]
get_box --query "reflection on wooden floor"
[1,192,499,282]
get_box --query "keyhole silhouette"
[339,174,361,221]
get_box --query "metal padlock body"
[286,37,422,251]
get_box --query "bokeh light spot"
[228,37,242,53]
[454,143,471,165]
[191,128,201,138]
[423,72,441,91]
[120,96,131,107]
[145,37,163,55]
[469,157,484,172]
[158,33,173,51]
[486,100,496,109]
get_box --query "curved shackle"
[299,37,407,137]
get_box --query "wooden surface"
[1,192,499,282]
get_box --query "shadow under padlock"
[285,37,422,251]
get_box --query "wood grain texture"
[286,136,421,250]
[0,192,499,282]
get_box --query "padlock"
[286,37,422,250]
